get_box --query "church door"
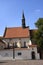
[31,51,35,59]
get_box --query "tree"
[33,18,43,49]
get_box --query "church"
[0,13,40,60]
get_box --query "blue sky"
[0,0,43,36]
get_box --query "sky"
[0,0,43,36]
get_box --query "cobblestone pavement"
[0,60,43,65]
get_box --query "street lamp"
[10,39,15,59]
[13,43,15,59]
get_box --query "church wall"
[1,38,40,60]
[29,47,40,59]
[15,49,31,59]
[3,38,30,47]
[0,49,13,60]
[0,47,40,60]
[0,49,32,60]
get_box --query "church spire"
[22,12,26,28]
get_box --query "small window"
[18,52,22,55]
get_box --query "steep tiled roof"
[3,27,30,38]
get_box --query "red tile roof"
[3,27,30,38]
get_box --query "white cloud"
[35,9,40,12]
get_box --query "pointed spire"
[22,11,25,19]
[22,12,26,28]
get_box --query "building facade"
[0,13,40,60]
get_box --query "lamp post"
[10,39,15,59]
[13,43,15,59]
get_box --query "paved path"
[0,60,43,65]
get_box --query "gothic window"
[15,42,17,48]
[24,42,26,48]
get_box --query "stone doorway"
[31,51,35,59]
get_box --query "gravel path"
[0,60,43,65]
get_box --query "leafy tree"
[33,18,43,49]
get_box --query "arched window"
[24,42,26,48]
[15,42,17,48]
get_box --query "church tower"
[22,12,26,28]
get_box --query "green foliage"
[33,18,43,49]
[35,18,43,28]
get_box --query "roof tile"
[4,27,30,38]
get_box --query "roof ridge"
[6,27,29,29]
[6,27,22,29]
